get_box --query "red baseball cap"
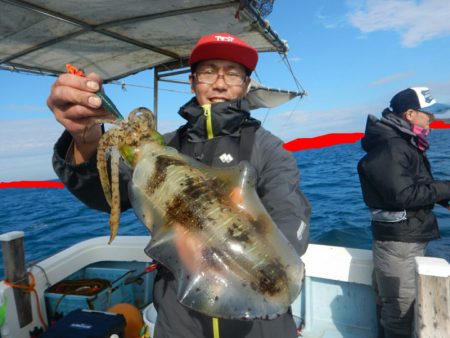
[189,32,258,71]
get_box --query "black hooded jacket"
[357,110,450,242]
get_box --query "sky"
[1,0,450,181]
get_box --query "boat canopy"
[0,0,288,80]
[0,0,306,110]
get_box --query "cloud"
[0,104,47,115]
[0,118,64,181]
[369,71,415,87]
[0,115,182,181]
[423,80,450,102]
[315,6,347,29]
[288,57,302,62]
[263,105,373,141]
[348,0,450,47]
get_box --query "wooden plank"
[415,257,450,338]
[0,231,32,327]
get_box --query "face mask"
[411,124,430,152]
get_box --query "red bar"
[283,132,365,152]
[0,181,64,189]
[430,121,450,129]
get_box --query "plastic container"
[45,267,134,319]
[143,303,157,337]
[88,261,156,308]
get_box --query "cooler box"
[41,309,125,338]
[89,261,156,308]
[45,267,134,319]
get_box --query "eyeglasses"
[410,109,435,122]
[194,70,247,86]
[414,109,434,117]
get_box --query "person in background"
[357,87,450,338]
[47,32,311,338]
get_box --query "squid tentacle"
[97,133,113,207]
[108,147,121,244]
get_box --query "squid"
[97,107,304,320]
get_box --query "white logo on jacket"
[297,220,307,241]
[219,153,234,164]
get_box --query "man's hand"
[172,187,250,274]
[47,72,114,163]
[174,223,204,273]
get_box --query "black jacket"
[53,97,311,338]
[357,110,450,242]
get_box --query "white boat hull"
[1,236,448,338]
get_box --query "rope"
[3,272,48,329]
[28,263,51,288]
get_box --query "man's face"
[189,59,250,106]
[405,109,435,129]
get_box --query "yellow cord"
[212,317,220,338]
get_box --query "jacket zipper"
[202,104,214,139]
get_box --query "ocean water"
[1,130,450,278]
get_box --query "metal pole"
[153,68,159,130]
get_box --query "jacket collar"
[381,111,431,152]
[178,97,260,142]
[380,109,416,137]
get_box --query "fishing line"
[261,107,272,126]
[252,69,271,127]
[281,94,302,129]
[280,53,305,93]
[108,81,191,94]
[253,69,262,83]
[1,66,191,94]
[279,53,307,128]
